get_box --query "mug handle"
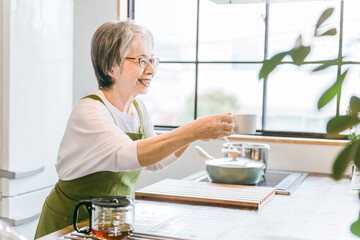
[73,200,92,234]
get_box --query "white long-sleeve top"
[56,90,178,180]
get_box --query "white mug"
[232,114,257,134]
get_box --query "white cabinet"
[0,0,73,238]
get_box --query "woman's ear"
[108,66,120,78]
[113,66,120,73]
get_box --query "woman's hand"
[192,114,233,141]
[137,113,233,167]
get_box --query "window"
[134,0,360,137]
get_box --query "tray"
[135,179,275,209]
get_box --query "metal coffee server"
[222,142,270,172]
[73,196,134,239]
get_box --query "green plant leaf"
[350,96,360,114]
[289,45,311,66]
[318,28,337,36]
[332,140,359,180]
[332,144,351,180]
[259,52,288,80]
[317,69,348,109]
[312,60,337,72]
[286,35,310,65]
[349,132,360,143]
[351,215,360,237]
[315,8,334,30]
[317,82,339,109]
[339,68,348,83]
[327,115,360,134]
[353,140,360,169]
[350,141,360,233]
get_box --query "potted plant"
[259,7,360,237]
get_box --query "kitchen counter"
[39,174,359,240]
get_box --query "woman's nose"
[144,63,155,75]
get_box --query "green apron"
[35,95,145,239]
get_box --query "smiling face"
[113,38,156,97]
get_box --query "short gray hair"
[91,20,154,89]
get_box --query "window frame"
[131,0,359,140]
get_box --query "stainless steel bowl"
[222,142,270,172]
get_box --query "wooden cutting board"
[135,179,275,209]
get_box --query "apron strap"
[82,94,146,138]
[132,99,146,137]
[82,94,117,125]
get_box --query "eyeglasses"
[125,57,160,68]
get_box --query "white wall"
[73,0,117,104]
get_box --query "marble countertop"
[39,174,359,240]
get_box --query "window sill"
[226,134,347,146]
[155,130,348,146]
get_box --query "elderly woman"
[35,20,233,238]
